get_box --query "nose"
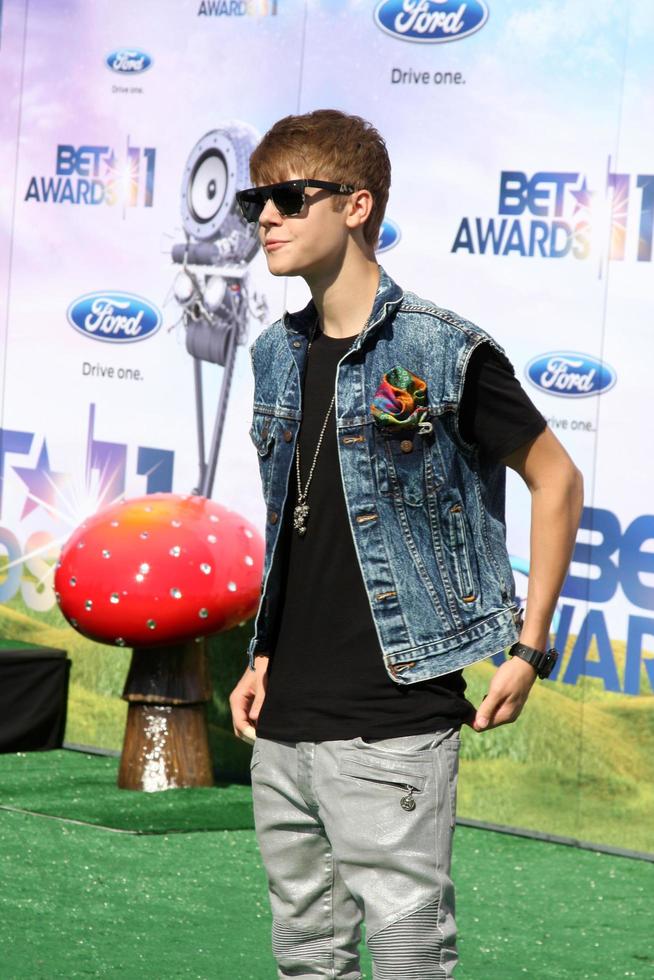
[258,196,283,228]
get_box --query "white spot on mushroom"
[170,588,182,599]
[244,555,254,566]
[227,582,237,592]
[147,619,157,630]
[169,546,181,557]
[171,519,182,528]
[139,563,150,574]
[69,577,77,587]
[209,514,219,523]
[110,593,120,604]
[110,520,120,528]
[200,563,211,575]
[207,534,217,544]
[243,528,253,539]
[198,608,209,619]
[115,637,125,646]
[102,549,111,559]
[85,599,93,611]
[140,531,149,540]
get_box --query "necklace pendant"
[293,501,310,536]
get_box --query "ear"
[344,189,373,232]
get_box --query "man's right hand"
[229,654,269,744]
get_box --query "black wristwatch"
[508,642,558,679]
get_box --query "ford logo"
[377,218,401,253]
[67,292,162,344]
[374,0,488,43]
[105,48,153,74]
[525,352,616,399]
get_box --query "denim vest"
[246,266,521,683]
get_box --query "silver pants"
[250,728,461,979]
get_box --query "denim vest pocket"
[249,412,276,500]
[442,491,479,604]
[374,426,428,507]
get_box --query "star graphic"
[571,177,594,214]
[13,440,71,520]
[103,148,116,178]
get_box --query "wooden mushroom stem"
[117,639,215,791]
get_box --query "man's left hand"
[470,656,537,732]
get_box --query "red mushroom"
[54,494,264,790]
[54,493,264,648]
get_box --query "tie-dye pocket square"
[370,366,431,430]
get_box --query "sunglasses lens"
[237,184,306,222]
[237,192,263,223]
[271,187,304,216]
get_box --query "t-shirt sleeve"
[458,343,547,462]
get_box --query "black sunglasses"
[235,179,355,223]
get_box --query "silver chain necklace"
[292,318,356,537]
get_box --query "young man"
[230,109,583,979]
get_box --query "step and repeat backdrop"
[1,0,652,852]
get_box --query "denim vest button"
[400,439,414,453]
[283,430,292,442]
[292,340,301,349]
[269,511,279,525]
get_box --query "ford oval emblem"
[374,0,489,43]
[525,352,616,399]
[105,49,153,74]
[377,218,401,253]
[67,292,162,344]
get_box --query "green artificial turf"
[2,593,653,854]
[0,751,254,833]
[1,809,652,979]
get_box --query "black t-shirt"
[256,334,546,743]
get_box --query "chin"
[265,255,303,278]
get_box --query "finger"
[472,693,503,731]
[240,724,257,745]
[230,699,250,733]
[250,692,266,725]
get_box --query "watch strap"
[509,641,558,679]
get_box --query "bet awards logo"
[374,0,488,43]
[452,165,654,265]
[197,0,277,15]
[24,140,156,207]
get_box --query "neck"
[306,249,380,339]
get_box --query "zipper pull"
[400,785,416,811]
[418,419,433,436]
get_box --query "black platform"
[0,644,70,752]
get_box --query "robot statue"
[170,122,266,498]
